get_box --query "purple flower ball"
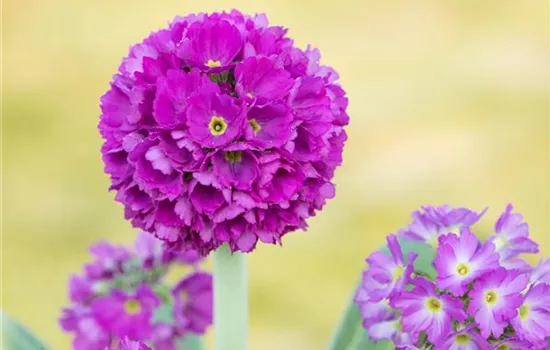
[98,10,349,255]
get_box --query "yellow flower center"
[485,290,498,305]
[393,265,404,281]
[123,299,141,315]
[209,116,228,136]
[426,297,442,313]
[224,151,243,163]
[249,119,261,133]
[455,334,470,344]
[495,345,509,350]
[456,263,470,276]
[206,59,222,68]
[519,304,529,319]
[492,236,507,251]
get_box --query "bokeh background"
[3,0,549,349]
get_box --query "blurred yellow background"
[3,0,549,349]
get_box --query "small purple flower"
[354,297,418,346]
[235,56,293,101]
[436,325,489,350]
[186,92,245,148]
[434,229,500,296]
[361,235,417,301]
[245,102,293,149]
[530,257,550,287]
[488,204,539,262]
[72,315,110,350]
[107,339,152,350]
[92,285,160,340]
[511,283,550,345]
[467,268,528,338]
[177,18,243,67]
[85,242,130,280]
[69,275,95,304]
[391,278,467,344]
[212,144,259,190]
[400,205,485,248]
[151,323,178,350]
[490,337,539,350]
[172,272,213,333]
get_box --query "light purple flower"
[172,272,213,333]
[436,325,489,350]
[107,339,152,350]
[467,268,528,338]
[391,278,467,344]
[488,204,538,262]
[511,283,550,345]
[490,338,539,350]
[99,11,349,255]
[92,285,160,340]
[434,229,500,296]
[529,257,550,287]
[360,235,417,301]
[400,205,486,248]
[354,297,418,346]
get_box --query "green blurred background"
[2,0,549,349]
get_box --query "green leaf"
[1,310,51,350]
[152,302,175,324]
[175,334,203,350]
[328,239,435,350]
[152,304,203,350]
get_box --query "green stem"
[328,279,362,350]
[214,244,248,350]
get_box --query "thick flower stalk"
[355,204,550,349]
[98,10,349,255]
[59,232,212,349]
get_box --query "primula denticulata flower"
[355,204,550,349]
[98,10,349,255]
[59,232,212,349]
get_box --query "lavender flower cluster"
[355,204,550,349]
[99,10,349,255]
[58,232,212,350]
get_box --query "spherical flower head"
[467,268,528,338]
[529,257,550,287]
[510,283,550,345]
[488,204,539,262]
[400,205,486,248]
[391,278,467,344]
[92,285,161,340]
[434,229,500,296]
[360,235,417,301]
[171,272,213,333]
[98,10,349,255]
[107,339,152,350]
[437,325,489,350]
